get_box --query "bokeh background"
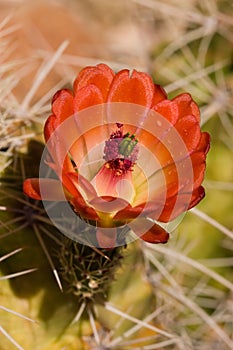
[0,0,232,349]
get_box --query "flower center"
[103,123,139,175]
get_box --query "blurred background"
[0,0,232,349]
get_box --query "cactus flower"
[23,64,210,248]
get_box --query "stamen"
[103,123,139,175]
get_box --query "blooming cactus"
[23,64,210,248]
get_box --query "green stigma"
[119,134,138,157]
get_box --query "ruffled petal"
[71,195,99,221]
[190,152,206,190]
[172,93,200,122]
[148,115,201,173]
[188,186,205,209]
[90,196,130,215]
[66,172,97,201]
[51,89,74,125]
[92,164,135,203]
[73,84,104,112]
[140,225,169,244]
[196,132,211,154]
[23,178,67,201]
[113,203,143,220]
[152,84,167,105]
[153,99,179,125]
[44,114,57,142]
[157,184,205,222]
[107,69,155,107]
[73,63,114,100]
[160,150,206,197]
[156,185,205,222]
[23,178,42,200]
[157,193,188,222]
[129,218,169,243]
[174,115,201,153]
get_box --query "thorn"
[0,268,37,281]
[71,302,86,325]
[0,248,23,263]
[91,246,111,261]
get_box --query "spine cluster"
[57,238,123,304]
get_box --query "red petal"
[113,203,144,220]
[93,163,135,203]
[154,99,179,125]
[107,69,155,107]
[129,218,169,243]
[157,186,205,222]
[157,194,187,222]
[196,132,211,154]
[90,196,130,214]
[23,178,67,201]
[44,114,57,142]
[73,63,114,101]
[140,226,169,244]
[172,93,200,122]
[71,195,99,221]
[23,178,41,200]
[152,84,167,105]
[73,84,104,111]
[157,185,204,222]
[188,186,205,209]
[51,89,74,125]
[66,172,97,200]
[160,150,206,196]
[114,198,169,222]
[174,115,201,153]
[190,152,206,190]
[69,124,110,169]
[144,115,201,171]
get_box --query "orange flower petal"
[113,203,142,220]
[152,83,167,105]
[172,93,200,122]
[73,84,104,112]
[159,186,205,222]
[157,186,205,222]
[51,89,74,125]
[188,186,205,209]
[114,200,165,221]
[23,178,66,201]
[129,218,169,243]
[73,63,114,100]
[44,114,57,142]
[160,151,206,197]
[153,99,179,125]
[69,125,109,171]
[93,164,135,203]
[140,226,169,244]
[66,172,97,200]
[140,114,201,174]
[190,152,206,190]
[196,132,211,154]
[90,196,130,215]
[71,195,99,221]
[174,115,201,153]
[157,194,186,222]
[107,69,155,107]
[23,178,42,200]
